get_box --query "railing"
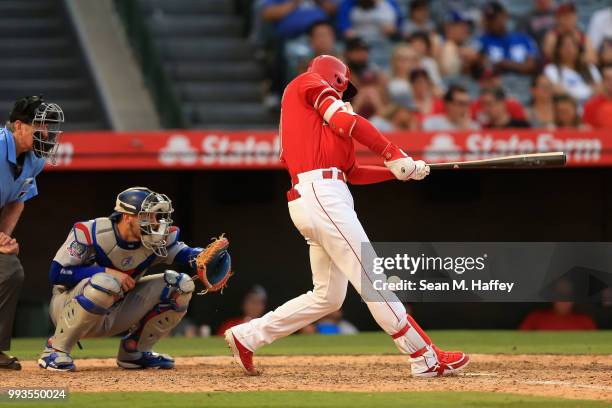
[114,0,185,128]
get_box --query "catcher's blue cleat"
[38,339,76,372]
[117,351,175,369]
[38,352,76,372]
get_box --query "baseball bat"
[428,152,566,170]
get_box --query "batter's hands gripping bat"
[428,152,566,170]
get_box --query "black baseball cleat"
[0,352,21,371]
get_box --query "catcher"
[38,186,231,371]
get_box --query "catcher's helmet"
[114,187,174,257]
[9,95,64,164]
[307,55,357,101]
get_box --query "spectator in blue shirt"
[0,96,63,370]
[262,0,338,39]
[473,1,539,76]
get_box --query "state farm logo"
[423,132,601,162]
[423,134,461,162]
[159,134,281,166]
[159,135,197,165]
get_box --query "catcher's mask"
[9,96,64,164]
[113,187,174,257]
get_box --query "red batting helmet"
[307,55,358,101]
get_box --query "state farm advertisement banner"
[48,129,609,170]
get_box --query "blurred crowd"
[250,0,612,131]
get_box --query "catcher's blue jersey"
[49,217,201,288]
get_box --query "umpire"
[0,96,63,370]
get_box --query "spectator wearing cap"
[422,84,479,131]
[406,31,443,92]
[438,9,477,77]
[0,96,64,370]
[344,37,387,118]
[472,1,539,76]
[480,87,531,128]
[583,64,612,128]
[542,2,597,64]
[409,68,444,123]
[216,285,268,336]
[517,0,557,49]
[544,32,602,106]
[526,73,556,129]
[553,93,584,128]
[587,6,612,53]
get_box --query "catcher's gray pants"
[49,274,168,338]
[0,254,24,351]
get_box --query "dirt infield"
[1,354,610,401]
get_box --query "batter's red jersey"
[279,72,356,182]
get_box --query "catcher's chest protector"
[76,217,157,280]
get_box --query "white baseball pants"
[231,168,429,355]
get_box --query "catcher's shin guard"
[119,271,194,360]
[51,273,121,353]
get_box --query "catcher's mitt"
[193,234,232,295]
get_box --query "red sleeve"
[299,72,341,109]
[351,115,394,157]
[346,164,396,185]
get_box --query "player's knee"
[160,271,195,312]
[76,273,121,315]
[324,295,345,312]
[313,287,346,312]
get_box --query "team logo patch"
[67,241,87,259]
[121,256,134,268]
[16,178,34,200]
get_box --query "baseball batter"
[225,55,469,377]
[39,187,213,371]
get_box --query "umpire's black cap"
[9,96,44,124]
